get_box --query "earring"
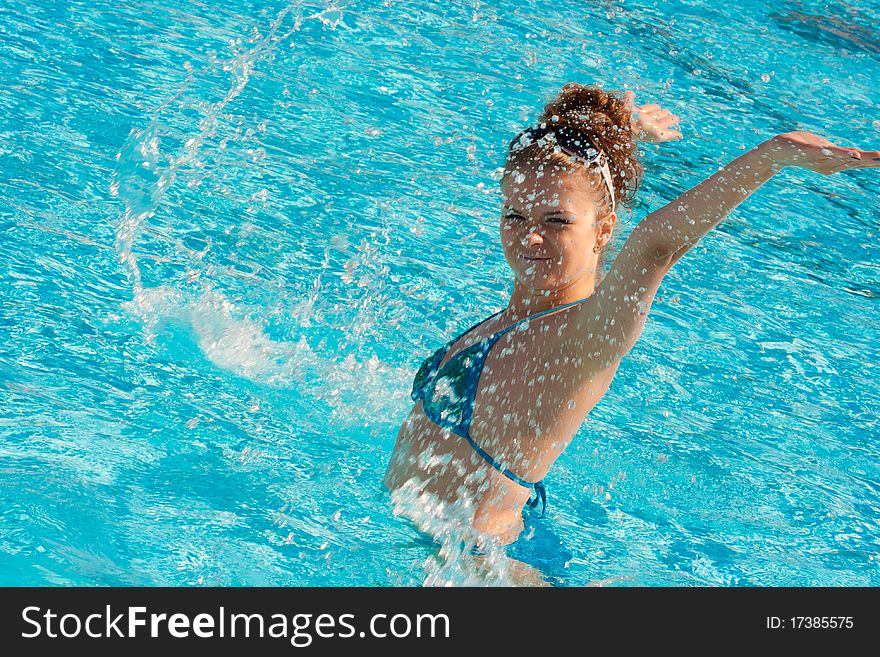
[593,245,601,253]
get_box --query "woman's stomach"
[384,402,533,546]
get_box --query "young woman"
[384,83,880,550]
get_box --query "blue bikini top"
[410,295,592,514]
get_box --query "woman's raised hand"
[766,131,880,175]
[624,90,682,143]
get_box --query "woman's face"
[500,158,614,293]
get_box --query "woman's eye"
[504,214,570,225]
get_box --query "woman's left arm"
[637,131,880,266]
[579,131,879,368]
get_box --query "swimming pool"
[2,0,878,586]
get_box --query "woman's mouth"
[521,254,551,262]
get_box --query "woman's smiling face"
[500,159,614,293]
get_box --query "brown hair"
[504,83,644,276]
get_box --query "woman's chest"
[416,325,617,459]
[467,339,614,448]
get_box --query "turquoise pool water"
[2,0,879,586]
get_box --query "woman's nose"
[523,228,544,246]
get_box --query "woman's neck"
[505,276,597,321]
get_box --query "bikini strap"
[527,480,547,517]
[494,295,591,339]
[459,432,540,488]
[437,295,591,363]
[433,307,506,366]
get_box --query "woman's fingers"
[773,131,880,172]
[823,143,858,155]
[819,148,880,173]
[827,146,880,167]
[848,155,880,169]
[640,106,668,118]
[642,107,679,124]
[853,148,880,163]
[652,114,680,129]
[628,100,684,142]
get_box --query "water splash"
[389,477,522,586]
[110,2,343,332]
[108,4,375,368]
[388,464,555,587]
[110,63,196,304]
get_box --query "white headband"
[591,155,616,215]
[510,126,616,214]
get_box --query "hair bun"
[536,83,643,210]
